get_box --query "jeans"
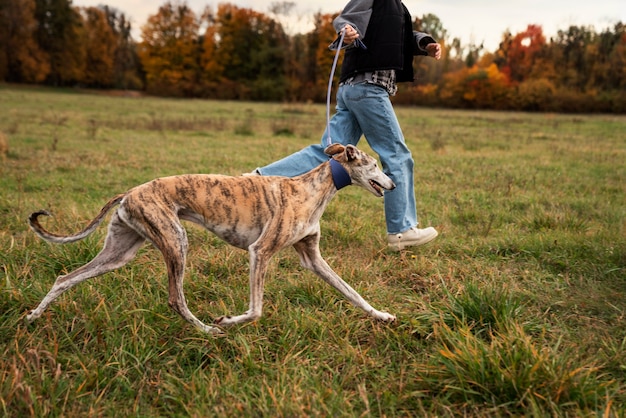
[258,82,418,234]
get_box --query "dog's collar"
[329,158,351,190]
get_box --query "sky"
[72,0,625,51]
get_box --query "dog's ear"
[345,144,358,161]
[324,143,345,157]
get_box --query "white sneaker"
[388,227,438,251]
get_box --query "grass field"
[1,85,625,416]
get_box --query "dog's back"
[121,172,331,250]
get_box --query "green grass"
[1,85,625,416]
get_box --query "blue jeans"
[258,82,418,234]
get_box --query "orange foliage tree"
[497,24,548,84]
[439,59,510,109]
[311,13,341,103]
[139,1,200,96]
[0,0,50,83]
[81,7,117,87]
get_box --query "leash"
[325,29,353,190]
[325,28,346,148]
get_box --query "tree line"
[1,0,624,113]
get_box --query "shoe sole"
[388,230,438,251]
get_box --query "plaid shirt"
[342,69,398,96]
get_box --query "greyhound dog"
[26,144,397,334]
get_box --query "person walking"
[253,0,442,251]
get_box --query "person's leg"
[324,84,363,148]
[342,83,417,234]
[257,144,326,176]
[257,85,362,176]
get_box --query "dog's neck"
[296,160,347,215]
[329,158,351,190]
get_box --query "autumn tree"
[281,32,308,101]
[309,13,340,102]
[551,25,595,91]
[139,0,200,96]
[81,7,117,87]
[198,6,223,95]
[439,61,510,109]
[607,23,626,91]
[550,23,626,111]
[586,22,626,92]
[497,24,548,84]
[0,0,50,83]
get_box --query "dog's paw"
[198,323,225,335]
[376,312,396,323]
[208,326,226,336]
[215,311,260,327]
[24,311,37,324]
[214,315,242,327]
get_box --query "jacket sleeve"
[413,31,437,56]
[329,0,374,50]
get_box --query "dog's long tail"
[28,193,126,244]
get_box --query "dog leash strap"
[326,29,346,148]
[329,158,352,190]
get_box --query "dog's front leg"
[294,238,396,322]
[214,247,269,327]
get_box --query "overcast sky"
[72,0,625,51]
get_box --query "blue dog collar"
[329,158,351,190]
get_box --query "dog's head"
[324,144,396,197]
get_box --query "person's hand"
[426,43,442,60]
[342,25,359,45]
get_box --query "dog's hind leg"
[26,212,145,323]
[293,235,396,322]
[152,221,224,335]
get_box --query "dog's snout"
[383,174,396,190]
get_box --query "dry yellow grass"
[0,131,8,158]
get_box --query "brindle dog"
[26,144,396,334]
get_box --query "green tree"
[268,1,304,102]
[413,13,448,85]
[102,6,143,90]
[199,3,287,100]
[35,0,85,86]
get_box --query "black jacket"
[330,0,436,83]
